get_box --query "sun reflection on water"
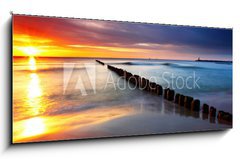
[21,117,46,137]
[28,73,42,98]
[13,57,135,143]
[26,56,45,117]
[29,56,37,71]
[14,57,48,141]
[13,106,134,143]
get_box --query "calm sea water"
[13,57,232,143]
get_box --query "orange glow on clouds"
[13,33,192,59]
[13,15,200,60]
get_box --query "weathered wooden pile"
[96,60,105,65]
[107,64,163,95]
[96,60,232,125]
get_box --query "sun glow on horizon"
[13,34,203,60]
[23,46,40,56]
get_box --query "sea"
[13,57,232,143]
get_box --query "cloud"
[13,15,232,59]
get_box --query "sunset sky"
[13,15,232,60]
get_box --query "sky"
[13,15,232,60]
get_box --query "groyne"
[96,60,232,125]
[96,60,105,65]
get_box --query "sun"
[23,46,40,56]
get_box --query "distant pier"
[195,58,232,64]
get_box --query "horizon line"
[12,55,232,62]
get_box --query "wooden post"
[178,94,185,106]
[164,88,170,99]
[156,84,163,95]
[174,93,180,104]
[191,99,200,112]
[167,89,175,101]
[210,106,216,117]
[184,96,194,109]
[202,103,209,114]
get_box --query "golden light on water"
[13,56,135,143]
[26,72,44,117]
[13,66,48,142]
[21,117,46,137]
[13,106,134,143]
[27,57,43,115]
[29,57,37,71]
[13,57,47,141]
[28,73,42,98]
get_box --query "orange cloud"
[13,15,231,60]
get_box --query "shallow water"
[104,59,232,112]
[13,57,232,143]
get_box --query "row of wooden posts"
[96,60,105,65]
[96,60,232,125]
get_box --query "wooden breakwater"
[96,60,105,65]
[97,60,232,125]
